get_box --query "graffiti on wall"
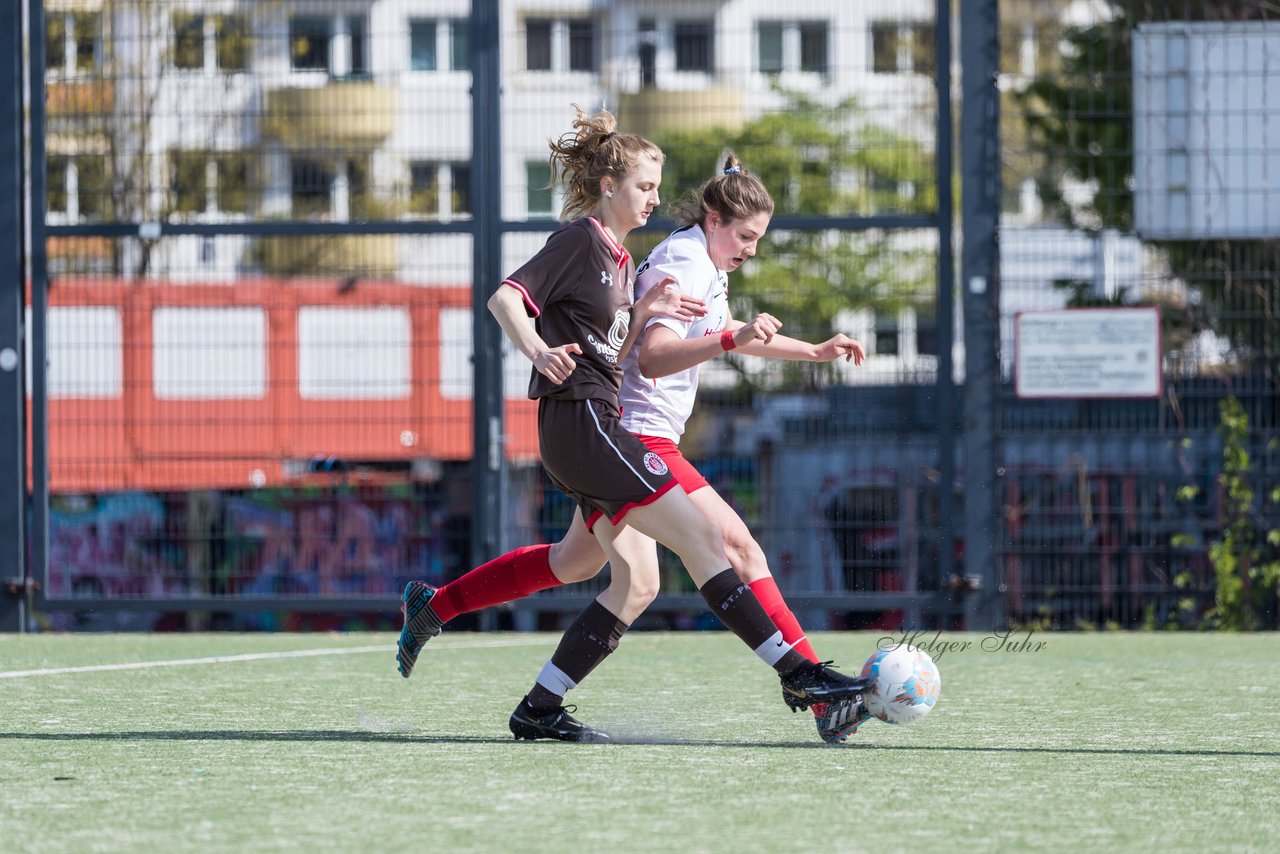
[46,488,457,602]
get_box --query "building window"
[173,13,204,70]
[758,23,783,75]
[524,17,596,72]
[47,155,108,220]
[874,313,900,356]
[408,162,438,215]
[47,156,69,214]
[639,19,658,87]
[674,21,712,73]
[173,13,249,73]
[290,15,368,77]
[291,157,334,217]
[911,23,936,76]
[410,18,469,71]
[526,161,553,218]
[408,162,471,218]
[46,11,102,76]
[170,151,251,215]
[216,16,250,71]
[915,307,939,357]
[799,23,828,74]
[290,17,329,71]
[525,19,552,70]
[758,20,829,76]
[871,20,934,75]
[567,19,595,72]
[348,16,367,77]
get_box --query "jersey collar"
[587,216,631,269]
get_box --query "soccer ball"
[860,643,941,725]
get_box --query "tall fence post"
[0,0,28,632]
[934,0,957,616]
[470,0,506,584]
[961,0,1004,630]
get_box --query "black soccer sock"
[526,600,629,710]
[698,569,808,675]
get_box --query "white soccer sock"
[534,660,577,700]
[752,630,795,667]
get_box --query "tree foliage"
[649,93,938,388]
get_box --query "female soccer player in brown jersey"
[399,107,870,742]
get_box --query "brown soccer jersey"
[500,217,636,402]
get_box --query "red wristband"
[720,329,737,352]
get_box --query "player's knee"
[553,558,605,584]
[548,541,605,583]
[627,579,660,610]
[725,536,767,579]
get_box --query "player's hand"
[734,313,781,347]
[635,277,707,323]
[815,334,865,365]
[534,343,582,384]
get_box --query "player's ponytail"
[669,153,775,228]
[547,104,664,220]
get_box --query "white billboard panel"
[1134,22,1280,239]
[1015,308,1161,399]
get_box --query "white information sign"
[1015,308,1161,399]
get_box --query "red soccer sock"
[748,576,819,663]
[430,544,561,624]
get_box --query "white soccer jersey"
[619,225,729,441]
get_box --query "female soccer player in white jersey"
[398,135,869,743]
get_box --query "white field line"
[0,636,551,679]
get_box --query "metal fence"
[6,0,1274,634]
[5,0,970,632]
[992,0,1280,628]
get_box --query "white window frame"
[521,15,598,74]
[407,161,471,221]
[171,13,250,75]
[408,17,469,73]
[46,9,103,79]
[757,19,830,78]
[289,14,369,79]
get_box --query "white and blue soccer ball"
[860,643,941,725]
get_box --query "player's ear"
[600,178,614,199]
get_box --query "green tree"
[650,93,938,389]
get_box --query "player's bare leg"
[622,489,873,712]
[509,519,659,742]
[687,485,851,739]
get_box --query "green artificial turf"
[2,631,1278,853]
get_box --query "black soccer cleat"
[396,581,444,678]
[779,660,875,712]
[508,697,611,743]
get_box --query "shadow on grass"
[0,730,1276,756]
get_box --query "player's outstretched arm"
[733,326,865,365]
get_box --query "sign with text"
[1015,308,1161,399]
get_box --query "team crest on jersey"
[643,451,669,476]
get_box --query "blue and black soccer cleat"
[396,581,444,678]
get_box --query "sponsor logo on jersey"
[585,309,631,365]
[600,270,614,287]
[643,451,669,475]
